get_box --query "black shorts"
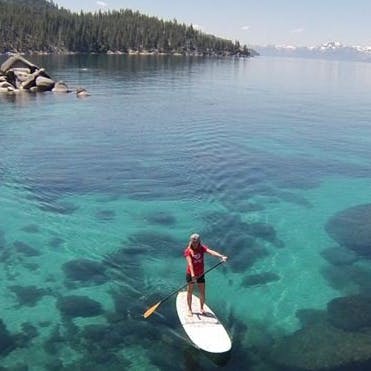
[186,273,205,283]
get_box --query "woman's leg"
[198,282,205,313]
[187,283,194,315]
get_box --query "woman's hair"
[187,233,201,253]
[190,233,200,241]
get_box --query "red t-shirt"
[184,244,208,276]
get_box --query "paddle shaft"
[144,260,225,318]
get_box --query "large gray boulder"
[36,76,55,91]
[13,69,30,83]
[0,55,55,93]
[52,80,70,93]
[0,81,17,93]
[20,68,45,90]
[0,54,39,74]
[76,87,90,97]
[0,55,72,95]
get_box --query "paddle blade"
[143,301,161,319]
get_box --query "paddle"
[143,260,225,319]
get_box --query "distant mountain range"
[251,42,371,62]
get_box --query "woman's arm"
[186,255,195,277]
[205,248,228,261]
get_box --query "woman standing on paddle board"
[184,233,227,316]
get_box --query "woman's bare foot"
[200,308,206,315]
[187,309,193,317]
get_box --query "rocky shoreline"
[0,48,253,58]
[0,55,88,96]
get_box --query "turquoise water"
[1,55,371,370]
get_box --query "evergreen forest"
[0,0,251,56]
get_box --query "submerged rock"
[56,295,103,317]
[145,211,176,226]
[241,272,280,287]
[0,319,16,356]
[62,258,108,284]
[13,240,41,256]
[9,285,50,307]
[325,204,371,257]
[327,295,371,331]
[0,230,5,249]
[95,209,116,221]
[21,224,40,233]
[52,80,70,93]
[320,245,358,266]
[270,322,371,371]
[76,87,90,97]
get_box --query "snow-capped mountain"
[252,42,371,62]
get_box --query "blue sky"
[55,0,371,47]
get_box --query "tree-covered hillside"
[0,0,251,56]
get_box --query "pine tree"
[0,0,251,56]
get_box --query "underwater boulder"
[327,295,371,331]
[229,242,270,273]
[249,222,277,242]
[9,285,50,307]
[320,245,358,266]
[296,308,328,327]
[325,204,371,257]
[241,272,280,287]
[38,201,79,215]
[0,319,16,356]
[13,241,41,256]
[48,237,64,248]
[81,324,110,342]
[249,222,284,247]
[0,230,5,249]
[62,258,108,285]
[270,322,371,371]
[127,230,180,257]
[56,295,103,318]
[82,324,125,349]
[21,224,40,233]
[145,211,176,226]
[95,209,116,221]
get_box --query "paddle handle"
[159,260,225,305]
[143,259,226,318]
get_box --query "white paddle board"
[176,291,232,353]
